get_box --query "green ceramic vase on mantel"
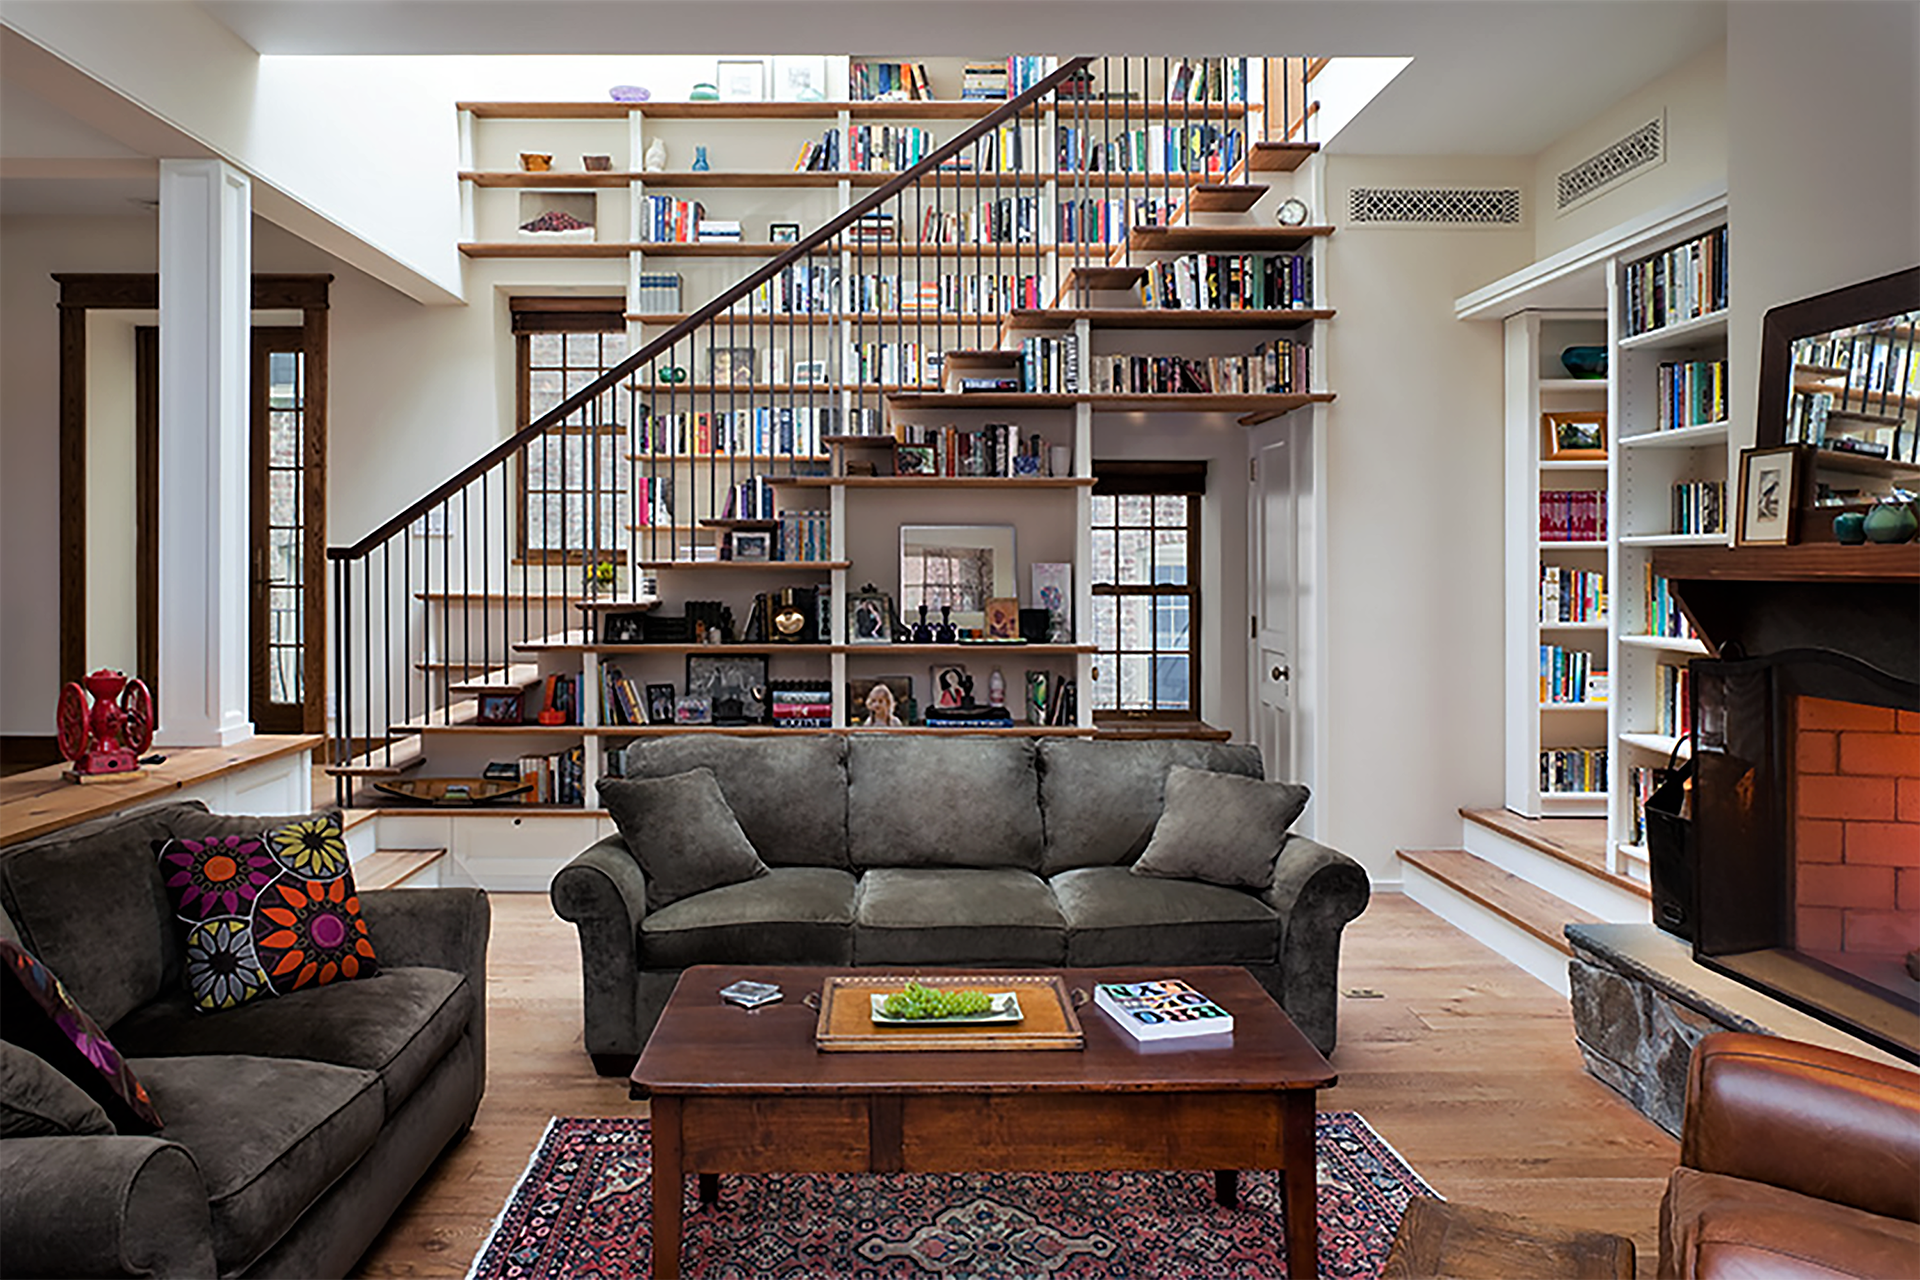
[1862,499,1919,544]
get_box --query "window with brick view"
[514,299,629,561]
[1089,461,1204,719]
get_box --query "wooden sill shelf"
[889,391,1334,420]
[1003,307,1333,330]
[1127,224,1333,251]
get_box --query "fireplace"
[1690,646,1920,1062]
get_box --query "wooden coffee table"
[632,964,1337,1279]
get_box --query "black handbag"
[1644,736,1696,941]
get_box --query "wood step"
[355,848,447,891]
[1461,808,1650,901]
[448,662,542,695]
[326,737,428,778]
[1399,849,1602,957]
[1247,141,1319,172]
[1060,265,1147,293]
[1187,184,1267,212]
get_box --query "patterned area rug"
[467,1112,1436,1279]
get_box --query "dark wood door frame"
[54,274,331,733]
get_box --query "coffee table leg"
[651,1095,683,1280]
[1215,1169,1239,1207]
[1281,1092,1317,1280]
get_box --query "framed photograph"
[848,675,913,727]
[1543,410,1608,461]
[709,346,757,384]
[985,596,1020,639]
[1737,445,1804,546]
[716,58,768,102]
[729,530,772,561]
[476,690,524,726]
[793,359,829,385]
[1030,562,1072,643]
[674,695,712,726]
[847,584,896,645]
[772,55,831,103]
[602,610,647,644]
[895,443,936,476]
[929,663,974,711]
[686,653,769,724]
[903,524,1016,635]
[645,683,677,726]
[769,222,801,244]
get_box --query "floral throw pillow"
[0,938,163,1134]
[153,814,378,1013]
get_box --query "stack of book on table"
[1093,978,1234,1041]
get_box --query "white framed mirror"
[898,524,1016,634]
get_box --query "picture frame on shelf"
[769,222,801,243]
[674,695,712,726]
[793,359,829,384]
[602,611,647,643]
[1543,410,1608,461]
[1030,562,1072,643]
[895,444,936,476]
[848,675,914,727]
[716,58,768,102]
[646,683,677,725]
[729,530,772,561]
[709,347,757,384]
[985,597,1020,639]
[847,584,896,645]
[772,56,831,103]
[1736,445,1804,546]
[686,653,768,725]
[930,663,974,711]
[476,691,524,726]
[902,524,1016,635]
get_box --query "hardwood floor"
[352,891,1677,1277]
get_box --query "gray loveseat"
[0,801,489,1279]
[552,735,1368,1074]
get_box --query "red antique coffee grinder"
[56,669,155,781]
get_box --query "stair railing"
[327,55,1319,799]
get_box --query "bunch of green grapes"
[882,981,992,1020]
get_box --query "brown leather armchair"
[1660,1031,1920,1279]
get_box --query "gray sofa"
[0,801,489,1279]
[552,735,1369,1074]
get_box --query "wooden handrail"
[331,57,1093,560]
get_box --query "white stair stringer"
[1461,821,1649,923]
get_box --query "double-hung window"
[514,299,629,562]
[1089,461,1204,722]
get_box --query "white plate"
[869,991,1024,1025]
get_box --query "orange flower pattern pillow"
[154,815,377,1012]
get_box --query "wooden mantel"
[1654,543,1920,584]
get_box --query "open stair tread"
[326,738,428,778]
[1187,184,1268,212]
[1461,808,1650,901]
[1400,848,1602,956]
[447,662,543,694]
[1247,141,1319,172]
[355,848,447,891]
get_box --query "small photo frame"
[847,585,896,645]
[793,359,829,385]
[729,529,772,561]
[770,222,801,243]
[646,683,677,725]
[476,690,524,726]
[930,663,974,711]
[602,611,647,643]
[772,55,831,103]
[1737,445,1804,546]
[848,675,914,727]
[686,653,769,724]
[716,58,768,102]
[985,597,1020,639]
[674,695,712,726]
[1543,410,1608,461]
[895,443,936,476]
[709,346,757,384]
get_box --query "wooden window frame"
[1090,461,1205,725]
[513,298,627,564]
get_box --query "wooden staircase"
[1401,809,1650,995]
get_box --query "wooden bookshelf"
[1004,307,1333,331]
[1128,225,1332,252]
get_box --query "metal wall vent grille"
[1348,187,1522,226]
[1557,117,1664,212]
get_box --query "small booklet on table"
[1092,978,1234,1042]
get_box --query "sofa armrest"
[1260,832,1371,1056]
[358,887,490,1109]
[550,835,650,1062]
[0,1136,217,1278]
[1681,1030,1920,1223]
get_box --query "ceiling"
[2,0,1729,221]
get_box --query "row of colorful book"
[1540,488,1606,541]
[1541,747,1608,796]
[1540,565,1606,624]
[1540,644,1605,705]
[1138,252,1314,311]
[1089,340,1309,396]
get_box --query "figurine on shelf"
[692,145,711,172]
[988,668,1006,707]
[643,136,668,172]
[935,604,958,644]
[911,603,934,644]
[56,668,154,781]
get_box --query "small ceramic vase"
[911,604,934,645]
[1863,500,1919,544]
[1833,511,1868,545]
[643,136,668,172]
[988,669,1006,707]
[692,146,711,172]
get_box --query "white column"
[156,159,254,746]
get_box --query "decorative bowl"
[582,154,613,171]
[1560,345,1608,379]
[519,152,553,172]
[1833,511,1868,544]
[1863,499,1919,544]
[609,85,651,102]
[689,82,720,101]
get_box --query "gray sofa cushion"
[109,967,471,1120]
[618,734,849,869]
[641,866,856,969]
[1037,739,1264,875]
[132,1053,383,1273]
[846,736,1045,872]
[0,803,192,1028]
[0,1041,114,1138]
[601,768,770,910]
[1052,866,1280,967]
[1132,766,1310,889]
[854,868,1065,966]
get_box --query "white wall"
[1533,43,1727,263]
[1318,155,1534,878]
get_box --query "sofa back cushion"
[847,735,1044,872]
[1036,739,1264,875]
[618,735,849,869]
[0,802,202,1029]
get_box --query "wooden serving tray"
[370,777,535,806]
[813,973,1085,1052]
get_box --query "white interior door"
[1250,431,1296,784]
